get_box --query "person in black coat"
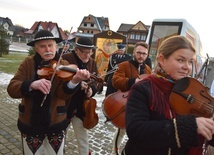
[122,35,214,155]
[145,57,152,69]
[57,40,71,55]
[104,43,132,97]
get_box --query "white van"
[146,18,207,82]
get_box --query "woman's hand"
[196,117,214,140]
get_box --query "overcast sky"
[1,0,213,57]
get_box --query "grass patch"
[0,52,28,74]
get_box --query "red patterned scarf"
[149,63,176,119]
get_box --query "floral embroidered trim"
[24,134,45,154]
[48,131,65,153]
[173,118,181,148]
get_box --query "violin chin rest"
[173,77,189,92]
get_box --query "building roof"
[25,21,58,34]
[0,17,16,31]
[24,21,68,39]
[79,14,109,32]
[117,23,134,32]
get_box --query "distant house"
[24,21,68,42]
[74,14,110,41]
[75,16,150,55]
[13,25,28,38]
[0,17,15,36]
[117,21,150,45]
[77,14,110,34]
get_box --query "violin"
[37,60,103,108]
[102,90,128,129]
[169,77,214,118]
[102,74,149,129]
[37,60,103,83]
[83,97,99,129]
[169,77,214,155]
[37,60,78,81]
[55,63,102,129]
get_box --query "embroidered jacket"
[7,53,75,135]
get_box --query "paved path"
[0,84,127,155]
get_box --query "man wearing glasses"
[62,37,100,155]
[110,41,152,155]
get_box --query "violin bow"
[99,66,118,78]
[195,53,209,80]
[40,27,73,107]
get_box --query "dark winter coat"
[62,50,99,120]
[124,74,214,155]
[7,53,75,136]
[104,53,131,96]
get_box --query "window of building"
[136,34,141,40]
[130,33,135,39]
[141,34,146,40]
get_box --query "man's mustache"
[43,52,54,56]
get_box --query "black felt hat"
[27,30,62,46]
[73,37,97,49]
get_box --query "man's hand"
[30,78,51,94]
[81,81,92,98]
[71,68,90,84]
[135,77,142,83]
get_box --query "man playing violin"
[7,30,90,155]
[62,37,100,155]
[109,42,152,155]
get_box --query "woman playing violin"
[62,37,100,155]
[122,35,214,155]
[7,30,90,155]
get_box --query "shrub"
[0,29,10,57]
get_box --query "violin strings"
[191,98,213,113]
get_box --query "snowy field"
[0,72,13,85]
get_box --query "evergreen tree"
[0,29,10,57]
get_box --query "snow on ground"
[0,72,13,85]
